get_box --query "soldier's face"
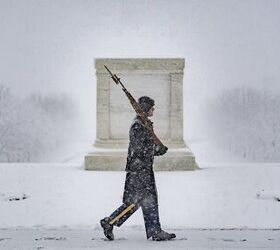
[147,106,155,117]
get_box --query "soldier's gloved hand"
[161,145,168,155]
[155,145,168,155]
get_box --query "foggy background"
[0,0,280,163]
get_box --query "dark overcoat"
[123,115,165,204]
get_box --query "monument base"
[84,147,199,171]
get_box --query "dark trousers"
[107,196,161,239]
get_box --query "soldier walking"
[100,96,176,241]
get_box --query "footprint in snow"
[35,237,66,241]
[5,193,28,201]
[102,237,127,241]
[207,237,217,241]
[0,238,11,241]
[221,238,235,242]
[176,237,188,241]
[221,238,246,242]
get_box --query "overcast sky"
[0,0,280,140]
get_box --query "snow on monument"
[84,58,198,170]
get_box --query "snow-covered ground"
[0,162,279,249]
[0,163,279,229]
[0,228,279,249]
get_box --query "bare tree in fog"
[28,93,78,144]
[0,84,79,162]
[0,85,15,161]
[205,85,280,162]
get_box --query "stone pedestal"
[84,58,199,171]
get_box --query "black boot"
[152,230,176,241]
[100,217,114,240]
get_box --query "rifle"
[104,65,165,147]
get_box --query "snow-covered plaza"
[0,228,279,249]
[0,163,279,249]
